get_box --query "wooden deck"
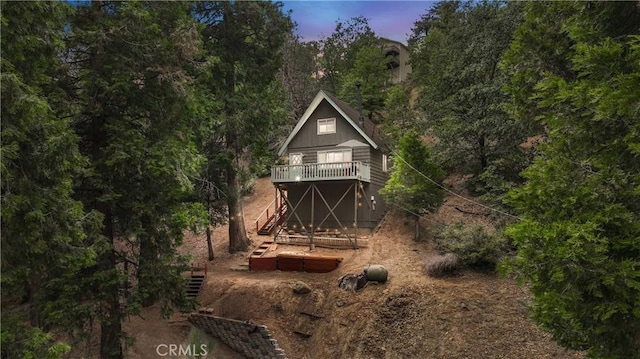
[248,248,343,273]
[275,234,369,248]
[271,161,370,183]
[248,254,343,273]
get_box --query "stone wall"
[188,312,287,359]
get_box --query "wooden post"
[310,185,315,251]
[354,181,358,249]
[273,185,278,242]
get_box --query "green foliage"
[433,223,507,268]
[319,16,390,115]
[279,34,321,121]
[382,84,417,145]
[380,132,445,215]
[1,313,71,359]
[195,1,293,253]
[319,16,378,94]
[502,2,640,357]
[338,43,389,115]
[410,1,529,192]
[62,2,206,356]
[1,2,106,353]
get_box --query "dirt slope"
[122,176,584,359]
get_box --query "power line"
[391,202,424,218]
[390,151,522,221]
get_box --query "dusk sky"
[281,1,435,45]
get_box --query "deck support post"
[279,185,313,243]
[354,180,359,249]
[273,185,279,242]
[313,184,355,247]
[310,185,315,251]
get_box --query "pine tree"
[380,132,445,241]
[195,1,293,253]
[319,16,378,95]
[502,2,640,357]
[65,2,204,357]
[1,2,103,357]
[410,1,527,191]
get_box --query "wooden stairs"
[185,274,205,298]
[256,202,288,236]
[249,241,277,258]
[185,262,207,298]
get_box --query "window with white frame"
[317,149,352,163]
[382,153,388,172]
[289,153,303,165]
[317,118,336,135]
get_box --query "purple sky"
[281,1,435,45]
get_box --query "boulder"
[293,281,312,295]
[364,264,388,282]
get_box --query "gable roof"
[278,90,387,156]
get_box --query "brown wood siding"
[287,100,370,153]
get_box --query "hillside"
[119,176,585,359]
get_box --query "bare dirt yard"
[122,176,585,359]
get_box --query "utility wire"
[390,151,522,221]
[391,202,424,218]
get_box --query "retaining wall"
[188,312,287,359]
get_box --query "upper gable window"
[317,118,336,135]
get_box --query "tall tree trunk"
[100,295,123,359]
[138,233,158,307]
[206,225,214,261]
[206,196,215,261]
[478,135,488,171]
[100,212,123,359]
[227,161,250,253]
[28,274,42,327]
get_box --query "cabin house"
[258,90,390,247]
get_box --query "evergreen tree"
[338,43,389,116]
[1,2,103,357]
[380,132,445,241]
[65,2,204,357]
[382,83,417,146]
[195,1,292,253]
[502,2,640,357]
[410,1,527,194]
[320,16,378,95]
[279,33,321,122]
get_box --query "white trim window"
[289,153,303,165]
[317,149,352,163]
[317,118,336,135]
[382,153,388,172]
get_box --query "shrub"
[432,222,507,269]
[424,253,461,278]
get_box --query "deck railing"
[271,161,370,183]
